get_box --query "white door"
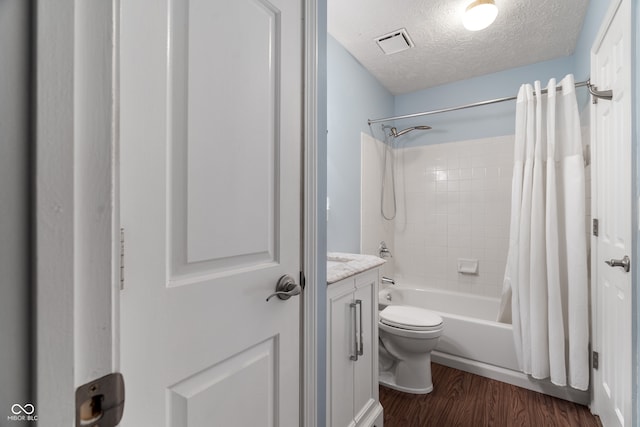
[120,0,303,425]
[591,0,632,425]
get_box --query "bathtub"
[379,286,589,404]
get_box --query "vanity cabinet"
[327,268,383,427]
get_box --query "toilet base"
[379,371,433,394]
[378,350,435,394]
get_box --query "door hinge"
[593,218,599,237]
[120,228,125,290]
[593,351,599,370]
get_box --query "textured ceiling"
[328,0,589,95]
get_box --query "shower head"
[389,125,432,138]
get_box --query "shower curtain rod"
[367,79,612,125]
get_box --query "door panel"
[170,0,280,275]
[120,0,302,425]
[328,280,356,427]
[168,338,277,426]
[592,1,632,425]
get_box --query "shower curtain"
[498,74,589,391]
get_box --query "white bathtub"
[379,286,589,404]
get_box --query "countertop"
[327,252,386,284]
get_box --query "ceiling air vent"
[375,28,414,55]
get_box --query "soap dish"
[457,258,479,275]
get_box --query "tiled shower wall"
[362,129,591,299]
[361,132,513,297]
[393,135,514,298]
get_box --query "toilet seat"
[380,305,443,331]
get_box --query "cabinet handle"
[356,299,364,356]
[350,302,358,361]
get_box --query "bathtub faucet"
[378,241,392,259]
[381,276,395,285]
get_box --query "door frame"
[35,1,119,425]
[34,1,322,426]
[634,0,640,423]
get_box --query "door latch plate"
[75,372,125,427]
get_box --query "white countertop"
[326,252,386,284]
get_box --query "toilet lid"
[380,305,443,331]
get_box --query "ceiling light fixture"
[462,0,498,31]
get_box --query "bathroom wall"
[327,35,394,252]
[393,0,612,148]
[392,135,514,297]
[393,56,575,148]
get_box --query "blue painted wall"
[391,0,611,148]
[392,56,575,147]
[327,34,394,252]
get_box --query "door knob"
[604,255,630,272]
[266,275,302,301]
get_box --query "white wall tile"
[362,133,519,298]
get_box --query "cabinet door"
[328,279,356,427]
[353,271,379,425]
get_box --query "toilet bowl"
[378,305,444,394]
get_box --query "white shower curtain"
[498,74,589,391]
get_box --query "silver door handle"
[350,301,358,361]
[356,299,364,357]
[604,255,630,272]
[266,275,302,301]
[349,300,364,360]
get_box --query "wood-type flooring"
[379,363,602,427]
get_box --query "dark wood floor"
[379,363,602,427]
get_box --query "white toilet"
[378,305,444,394]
